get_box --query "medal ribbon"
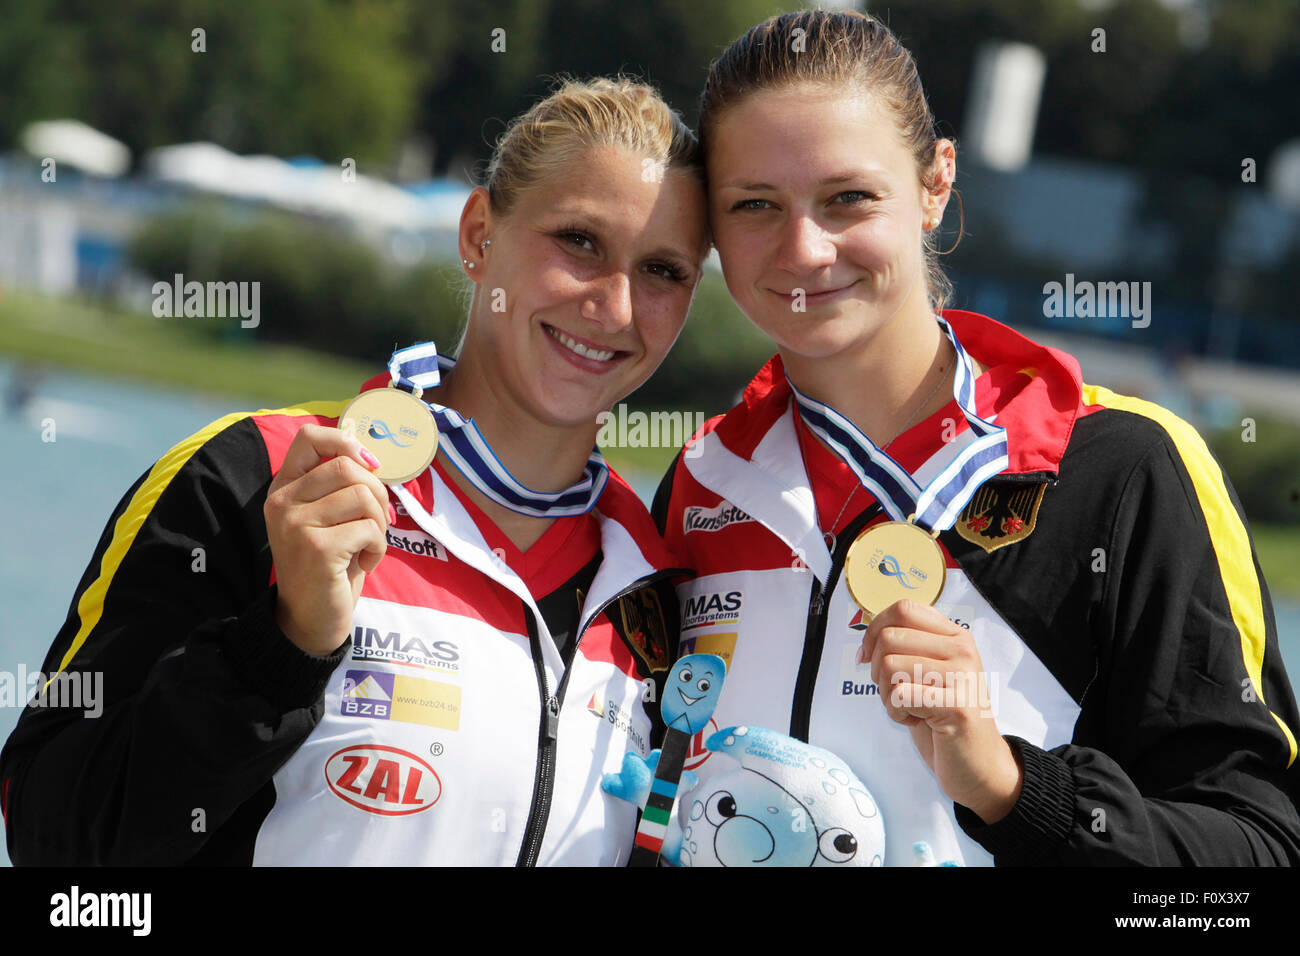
[788,317,1008,533]
[387,342,609,517]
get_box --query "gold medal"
[338,384,439,484]
[844,520,945,618]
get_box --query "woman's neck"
[427,354,600,552]
[783,301,956,449]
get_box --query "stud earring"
[480,239,491,251]
[463,258,476,269]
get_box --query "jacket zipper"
[788,505,882,742]
[514,567,688,867]
[516,607,558,868]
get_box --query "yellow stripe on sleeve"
[49,400,347,681]
[1082,383,1297,767]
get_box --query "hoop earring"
[937,189,964,256]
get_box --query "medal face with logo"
[844,520,945,618]
[339,385,438,484]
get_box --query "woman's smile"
[540,321,630,373]
[767,278,862,307]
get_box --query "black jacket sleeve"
[955,434,1300,864]
[0,414,346,865]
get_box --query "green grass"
[1253,524,1300,599]
[0,289,376,406]
[599,443,676,481]
[0,288,694,481]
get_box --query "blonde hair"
[485,75,702,215]
[699,10,960,312]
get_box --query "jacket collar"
[355,371,678,648]
[703,309,1084,478]
[683,310,1085,577]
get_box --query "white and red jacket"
[1,375,681,865]
[654,310,1300,866]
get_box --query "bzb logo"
[324,745,441,815]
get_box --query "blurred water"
[0,357,1298,867]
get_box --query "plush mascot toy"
[603,654,888,866]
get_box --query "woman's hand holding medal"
[264,423,394,657]
[859,599,1023,824]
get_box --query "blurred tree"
[407,0,550,180]
[5,0,1295,182]
[0,0,419,165]
[415,0,775,179]
[0,0,89,147]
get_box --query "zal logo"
[681,590,743,629]
[683,502,753,535]
[351,626,460,672]
[324,745,441,815]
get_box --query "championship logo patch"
[954,482,1047,553]
[616,589,671,673]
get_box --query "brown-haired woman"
[1,77,710,865]
[655,10,1300,865]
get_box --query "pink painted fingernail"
[358,447,381,470]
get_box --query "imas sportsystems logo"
[683,501,753,535]
[681,590,742,630]
[351,625,460,673]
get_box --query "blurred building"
[0,122,469,301]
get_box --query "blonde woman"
[2,78,709,866]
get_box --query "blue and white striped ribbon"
[788,317,1008,533]
[388,342,609,518]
